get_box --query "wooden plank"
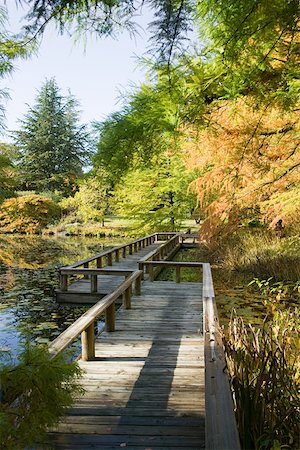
[47,249,245,450]
[203,263,241,450]
[49,277,205,449]
[48,433,204,446]
[49,271,142,358]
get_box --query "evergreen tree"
[14,78,90,194]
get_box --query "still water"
[0,234,126,360]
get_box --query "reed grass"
[213,232,300,281]
[224,310,300,449]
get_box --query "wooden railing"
[60,268,134,293]
[66,233,158,270]
[138,233,181,278]
[59,232,178,292]
[136,259,241,448]
[49,270,143,361]
[202,263,241,450]
[140,260,203,282]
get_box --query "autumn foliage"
[185,98,300,241]
[0,195,60,233]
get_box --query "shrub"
[0,344,83,449]
[0,194,61,233]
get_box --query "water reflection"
[0,234,126,358]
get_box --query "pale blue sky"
[2,1,151,137]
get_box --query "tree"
[95,70,187,180]
[196,0,300,108]
[0,344,83,449]
[60,169,112,225]
[0,6,33,131]
[114,153,197,233]
[14,78,90,195]
[186,98,300,240]
[0,142,20,201]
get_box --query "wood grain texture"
[47,280,205,449]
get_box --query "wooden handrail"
[202,263,241,450]
[139,233,180,263]
[60,268,134,276]
[49,270,143,360]
[65,233,161,269]
[59,233,181,293]
[140,260,203,282]
[141,261,203,267]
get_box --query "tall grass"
[224,310,300,449]
[212,232,300,281]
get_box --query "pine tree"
[14,78,90,195]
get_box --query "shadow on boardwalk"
[48,281,205,449]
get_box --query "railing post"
[135,274,142,295]
[83,262,89,279]
[107,252,113,266]
[81,322,95,361]
[96,256,102,268]
[138,262,144,280]
[123,286,131,309]
[106,302,115,332]
[122,247,126,258]
[115,249,120,262]
[60,274,68,291]
[91,275,98,293]
[176,266,181,283]
[149,264,154,282]
[129,244,133,255]
[134,242,138,252]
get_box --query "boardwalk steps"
[46,233,241,450]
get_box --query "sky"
[2,1,152,138]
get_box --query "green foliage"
[248,277,300,315]
[14,78,90,195]
[225,310,300,449]
[0,6,33,130]
[0,194,61,233]
[0,344,83,449]
[196,0,300,107]
[114,153,197,233]
[21,0,138,37]
[60,173,111,224]
[95,74,184,180]
[0,156,15,202]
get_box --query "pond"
[0,234,127,360]
[1,237,297,361]
[158,247,299,328]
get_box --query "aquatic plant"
[224,310,300,449]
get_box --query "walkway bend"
[47,233,240,450]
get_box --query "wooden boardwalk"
[57,242,161,303]
[47,233,240,450]
[49,280,205,449]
